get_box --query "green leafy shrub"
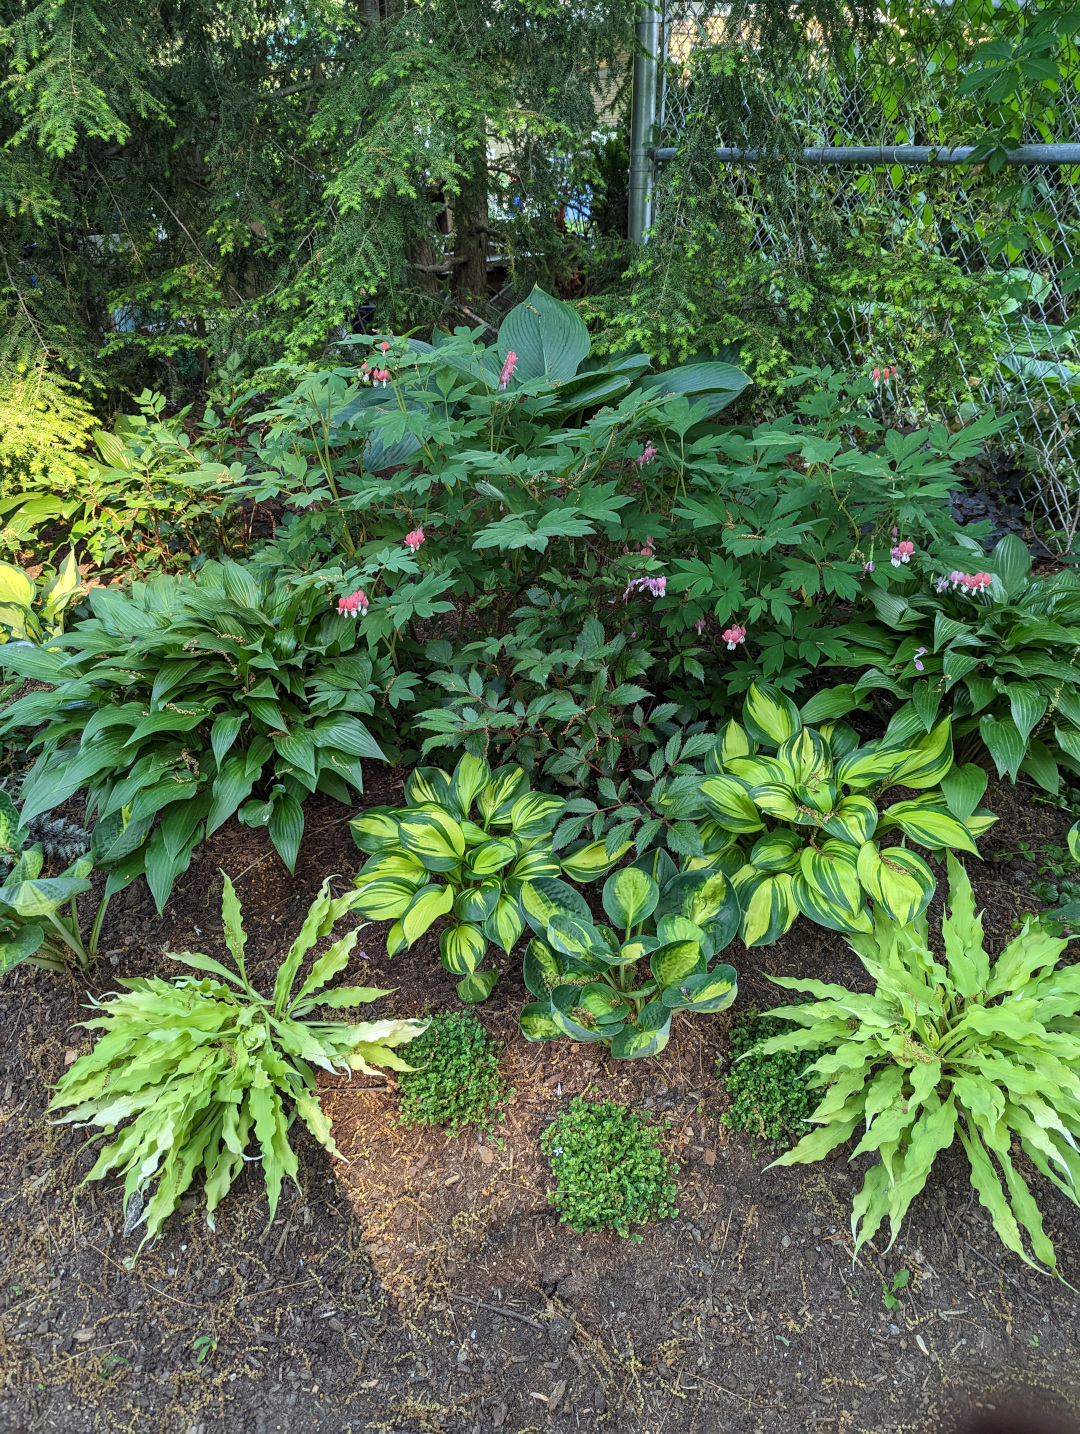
[0,392,251,578]
[720,1012,817,1147]
[693,680,996,944]
[50,875,426,1248]
[397,1010,505,1133]
[1,560,392,910]
[847,533,1080,794]
[351,753,624,1003]
[540,1098,679,1240]
[757,853,1080,1276]
[518,864,738,1059]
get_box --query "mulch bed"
[2,772,1080,1433]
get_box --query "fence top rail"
[650,143,1080,166]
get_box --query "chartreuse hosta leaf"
[351,755,622,1003]
[518,866,738,1058]
[692,682,994,945]
[48,874,426,1253]
[753,854,1080,1277]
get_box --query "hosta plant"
[49,876,426,1248]
[694,681,995,945]
[0,560,391,911]
[848,533,1080,794]
[518,863,739,1058]
[0,789,115,972]
[351,754,629,1002]
[755,854,1080,1277]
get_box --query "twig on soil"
[447,1292,545,1331]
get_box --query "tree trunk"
[451,144,489,300]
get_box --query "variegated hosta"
[351,754,629,1003]
[756,854,1080,1277]
[518,863,739,1059]
[49,876,425,1250]
[693,681,995,946]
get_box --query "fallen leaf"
[916,1333,930,1356]
[478,1147,494,1165]
[549,1378,566,1411]
[528,1392,548,1403]
[444,1174,461,1187]
[63,1049,79,1066]
[704,1149,716,1167]
[73,1329,94,1343]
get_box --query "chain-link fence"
[630,2,1080,554]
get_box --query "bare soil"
[2,773,1080,1434]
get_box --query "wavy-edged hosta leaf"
[732,866,798,947]
[822,794,878,846]
[439,920,487,976]
[404,765,454,810]
[649,939,703,990]
[743,681,802,747]
[401,882,455,945]
[550,984,610,1043]
[880,800,980,855]
[478,765,531,826]
[454,876,502,924]
[523,936,562,997]
[397,809,465,872]
[352,876,418,921]
[560,837,631,881]
[483,895,525,956]
[699,775,765,833]
[748,829,803,872]
[856,842,936,925]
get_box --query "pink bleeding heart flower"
[695,618,706,635]
[380,341,391,353]
[498,351,517,391]
[890,540,915,567]
[622,574,667,601]
[872,367,881,382]
[722,624,746,651]
[338,588,369,616]
[404,526,425,551]
[959,571,993,592]
[636,442,658,467]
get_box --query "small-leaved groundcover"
[720,1011,818,1148]
[540,1097,678,1241]
[397,1010,505,1133]
[50,875,426,1248]
[755,853,1080,1275]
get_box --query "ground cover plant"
[49,875,426,1247]
[0,561,390,910]
[539,1097,679,1240]
[350,753,621,1002]
[756,853,1080,1276]
[518,865,739,1058]
[720,1011,818,1148]
[396,1010,506,1134]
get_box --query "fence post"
[628,1,660,243]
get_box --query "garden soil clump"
[2,776,1080,1433]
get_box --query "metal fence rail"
[628,1,1080,553]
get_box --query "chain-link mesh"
[651,2,1080,553]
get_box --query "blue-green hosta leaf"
[609,1001,672,1059]
[523,936,563,997]
[661,964,738,1013]
[519,1000,563,1042]
[602,866,659,930]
